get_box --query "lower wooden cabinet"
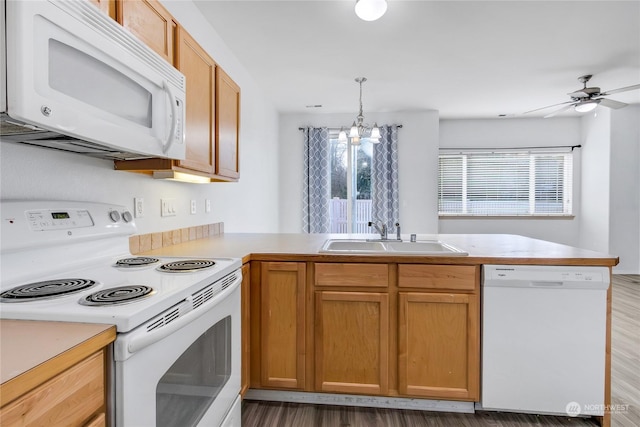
[398,292,479,400]
[259,262,306,389]
[249,261,479,402]
[0,351,106,427]
[241,263,251,396]
[315,291,389,395]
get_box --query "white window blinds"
[438,149,573,216]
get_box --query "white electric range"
[0,200,242,427]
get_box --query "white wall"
[609,105,640,273]
[578,109,612,254]
[278,110,439,234]
[438,118,583,246]
[0,0,281,235]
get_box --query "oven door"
[114,273,241,427]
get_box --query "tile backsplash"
[129,222,224,254]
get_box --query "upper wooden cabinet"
[117,0,176,63]
[216,68,240,179]
[112,3,241,182]
[175,26,216,175]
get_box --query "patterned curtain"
[302,127,331,233]
[371,125,400,230]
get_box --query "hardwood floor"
[242,275,639,427]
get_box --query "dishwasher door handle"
[530,281,564,287]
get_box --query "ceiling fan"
[524,75,640,118]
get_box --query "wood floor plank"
[243,275,639,427]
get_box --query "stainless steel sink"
[319,239,468,256]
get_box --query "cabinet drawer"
[0,351,105,427]
[398,265,477,291]
[315,263,388,288]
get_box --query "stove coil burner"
[79,285,155,306]
[115,257,160,268]
[0,279,98,302]
[158,259,216,273]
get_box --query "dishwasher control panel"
[482,265,610,289]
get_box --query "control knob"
[122,211,133,223]
[109,210,121,222]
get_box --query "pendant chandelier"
[338,77,381,145]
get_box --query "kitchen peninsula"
[140,232,619,427]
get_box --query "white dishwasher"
[481,265,609,417]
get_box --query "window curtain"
[302,127,331,233]
[371,125,400,230]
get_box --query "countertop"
[140,233,619,267]
[0,320,116,407]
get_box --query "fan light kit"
[574,100,600,113]
[524,74,640,118]
[338,77,381,145]
[355,0,387,21]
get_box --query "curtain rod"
[298,125,403,131]
[440,144,582,152]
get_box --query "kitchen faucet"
[368,219,387,240]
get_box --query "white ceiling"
[193,0,640,119]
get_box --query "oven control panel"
[27,209,95,231]
[1,201,137,253]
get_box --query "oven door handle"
[114,273,241,361]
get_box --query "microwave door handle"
[162,80,178,155]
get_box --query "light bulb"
[370,123,381,139]
[349,122,359,138]
[338,129,347,143]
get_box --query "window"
[438,149,573,216]
[329,132,373,232]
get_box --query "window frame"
[438,147,575,218]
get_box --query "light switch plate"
[190,200,197,215]
[205,199,211,213]
[161,198,176,217]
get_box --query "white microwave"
[0,0,186,160]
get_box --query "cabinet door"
[315,291,389,395]
[260,262,306,389]
[175,27,216,175]
[216,68,240,179]
[241,263,250,396]
[118,0,176,63]
[398,292,479,400]
[87,0,115,19]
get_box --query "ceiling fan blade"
[601,83,640,96]
[522,101,574,115]
[598,98,628,109]
[544,104,574,118]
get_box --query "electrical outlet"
[134,197,144,218]
[190,200,197,215]
[205,199,211,213]
[161,198,176,217]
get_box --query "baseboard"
[243,389,475,414]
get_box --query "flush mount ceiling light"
[338,77,381,145]
[354,0,387,21]
[574,99,600,113]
